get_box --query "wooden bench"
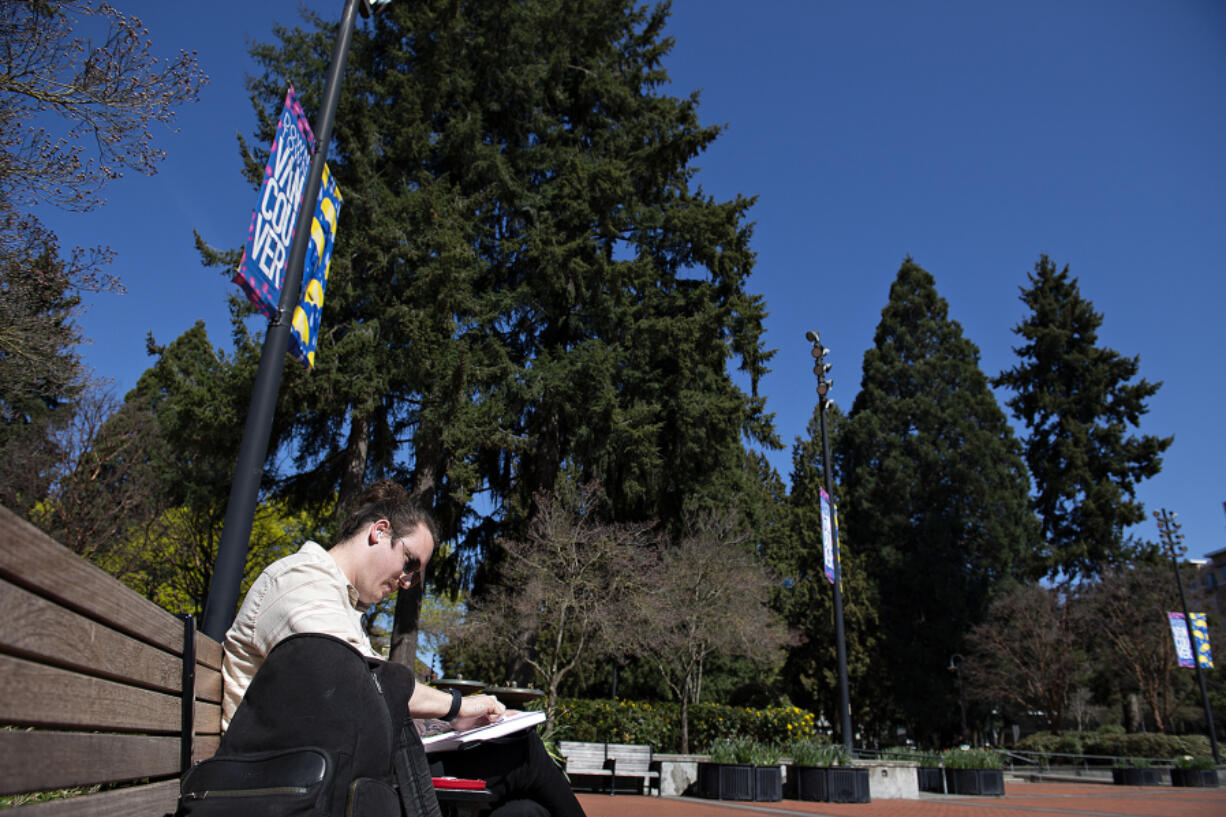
[559,740,660,796]
[0,506,490,816]
[0,506,223,816]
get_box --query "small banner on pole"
[1169,612,1214,669]
[233,86,342,369]
[821,488,836,584]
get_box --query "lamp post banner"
[1169,612,1213,668]
[821,488,835,584]
[290,163,342,368]
[234,87,342,368]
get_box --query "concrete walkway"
[576,781,1225,817]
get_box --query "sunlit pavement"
[576,780,1226,817]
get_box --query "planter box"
[783,766,870,803]
[917,767,944,792]
[754,766,782,801]
[944,768,1004,796]
[698,763,753,801]
[1111,768,1161,787]
[696,763,781,801]
[827,767,871,803]
[1170,768,1219,788]
[785,765,828,801]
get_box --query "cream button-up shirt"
[220,541,378,730]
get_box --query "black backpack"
[175,633,441,817]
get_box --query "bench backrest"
[558,740,608,772]
[558,740,654,774]
[0,506,223,816]
[604,743,653,773]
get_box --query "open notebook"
[421,710,546,754]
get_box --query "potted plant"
[697,738,782,801]
[1170,755,1219,788]
[915,753,944,793]
[942,748,1005,796]
[1111,757,1160,787]
[749,742,783,802]
[783,741,870,803]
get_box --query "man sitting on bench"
[221,480,586,817]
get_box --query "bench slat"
[194,629,223,671]
[0,508,183,654]
[0,654,180,733]
[0,577,182,693]
[0,731,180,795]
[4,779,179,817]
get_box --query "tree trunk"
[389,582,424,669]
[680,696,690,755]
[336,412,370,519]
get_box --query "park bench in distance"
[559,740,660,795]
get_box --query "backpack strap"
[369,662,442,817]
[392,723,443,817]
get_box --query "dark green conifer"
[993,255,1172,579]
[838,258,1038,743]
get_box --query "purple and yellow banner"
[233,87,341,369]
[1169,612,1213,669]
[290,164,341,368]
[821,488,836,584]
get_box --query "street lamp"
[202,0,387,640]
[806,330,852,753]
[1154,509,1221,763]
[947,654,968,743]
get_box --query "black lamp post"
[202,0,383,641]
[1154,508,1221,763]
[806,329,853,752]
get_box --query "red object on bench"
[433,777,488,790]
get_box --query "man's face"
[359,519,434,604]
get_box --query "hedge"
[549,698,823,754]
[1015,731,1212,760]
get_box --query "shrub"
[1113,757,1150,769]
[1172,755,1215,771]
[552,698,821,753]
[942,748,1004,770]
[706,737,781,765]
[789,741,851,767]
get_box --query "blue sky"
[36,0,1226,560]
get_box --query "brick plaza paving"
[576,781,1226,817]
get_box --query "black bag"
[176,633,441,817]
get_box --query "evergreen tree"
[838,258,1039,743]
[993,255,1172,580]
[235,0,776,666]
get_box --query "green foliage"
[240,0,777,596]
[942,748,1004,770]
[788,740,850,767]
[1172,755,1214,771]
[1016,730,1211,761]
[838,258,1039,742]
[0,212,90,516]
[553,698,820,754]
[1113,756,1150,769]
[993,255,1172,579]
[707,737,782,765]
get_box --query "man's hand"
[450,694,506,731]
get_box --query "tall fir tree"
[230,0,776,667]
[993,255,1172,580]
[838,258,1039,743]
